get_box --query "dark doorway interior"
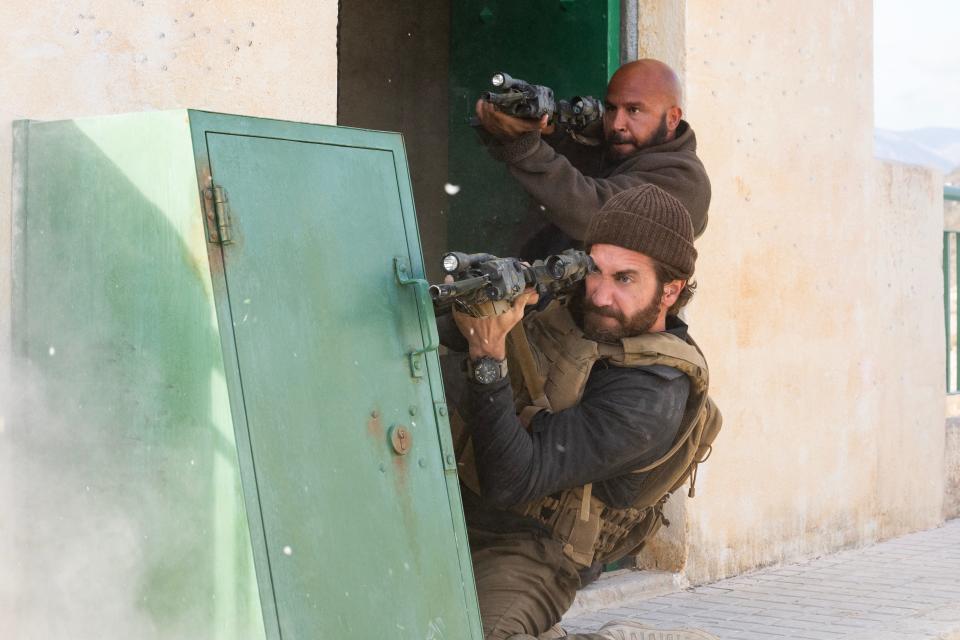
[337,0,450,279]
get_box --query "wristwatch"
[464,356,509,385]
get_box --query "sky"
[874,0,960,131]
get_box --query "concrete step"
[565,570,688,619]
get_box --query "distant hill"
[874,127,960,175]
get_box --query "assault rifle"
[430,249,595,317]
[480,71,604,133]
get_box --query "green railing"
[943,186,960,393]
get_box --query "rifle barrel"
[429,274,491,302]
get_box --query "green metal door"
[190,113,482,639]
[448,0,620,256]
[12,111,266,640]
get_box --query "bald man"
[475,59,711,259]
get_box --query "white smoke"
[0,358,157,640]
[0,356,263,640]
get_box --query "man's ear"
[667,105,682,132]
[661,280,685,308]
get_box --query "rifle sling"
[507,324,552,412]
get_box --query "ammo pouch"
[519,490,676,569]
[520,487,605,567]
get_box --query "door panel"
[204,128,480,639]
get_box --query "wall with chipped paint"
[635,1,946,584]
[0,0,339,352]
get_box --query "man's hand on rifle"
[452,287,539,361]
[474,99,553,142]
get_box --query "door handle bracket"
[395,257,440,378]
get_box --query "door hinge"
[204,184,233,245]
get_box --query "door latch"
[395,257,440,378]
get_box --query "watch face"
[473,358,500,384]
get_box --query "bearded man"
[475,59,711,259]
[449,185,722,639]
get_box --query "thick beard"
[569,285,662,342]
[604,112,670,161]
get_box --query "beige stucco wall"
[942,183,959,518]
[947,420,960,520]
[0,0,339,352]
[636,0,686,82]
[636,1,946,584]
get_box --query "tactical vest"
[455,301,722,568]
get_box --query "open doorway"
[338,1,624,276]
[337,0,451,278]
[338,0,677,577]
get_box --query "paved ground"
[563,519,960,639]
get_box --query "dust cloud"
[0,357,160,639]
[0,355,263,640]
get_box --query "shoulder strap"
[599,332,708,384]
[506,324,552,411]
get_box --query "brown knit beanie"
[585,184,697,278]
